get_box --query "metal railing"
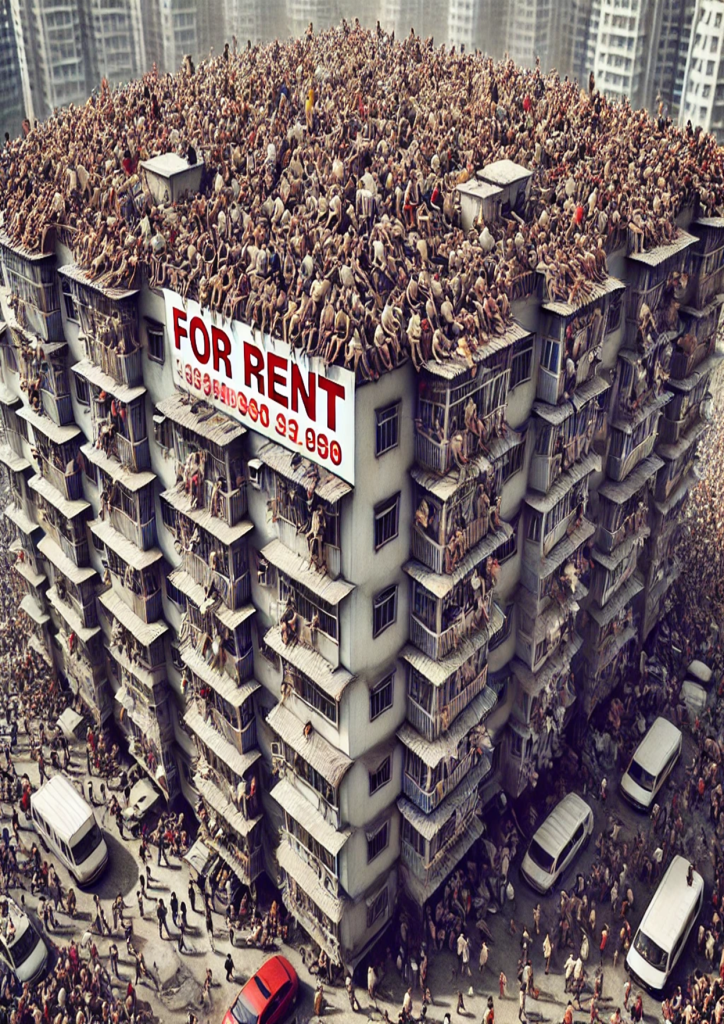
[86,336,143,387]
[115,434,151,474]
[411,515,490,576]
[410,594,493,662]
[182,549,250,611]
[406,666,489,742]
[607,434,656,483]
[109,506,157,551]
[39,457,84,502]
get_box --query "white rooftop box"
[140,153,203,206]
[456,179,503,232]
[477,159,531,212]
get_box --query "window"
[146,320,165,364]
[370,672,394,721]
[91,530,105,553]
[510,337,534,389]
[166,579,186,608]
[170,643,184,672]
[373,585,398,638]
[489,601,515,651]
[367,821,389,862]
[61,279,78,323]
[374,494,400,550]
[75,374,90,406]
[369,756,391,795]
[540,339,560,374]
[367,886,389,928]
[376,402,400,456]
[85,459,98,485]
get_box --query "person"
[137,889,144,918]
[205,905,215,952]
[623,979,632,1011]
[225,952,235,982]
[544,933,553,974]
[157,898,171,939]
[600,925,609,964]
[479,940,489,973]
[519,984,527,1023]
[314,984,325,1017]
[188,878,197,913]
[368,964,378,1002]
[109,942,120,978]
[533,904,541,935]
[499,971,507,998]
[484,995,495,1024]
[631,995,643,1022]
[170,891,179,926]
[346,975,361,1012]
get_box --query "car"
[520,793,594,894]
[223,955,299,1024]
[0,897,48,984]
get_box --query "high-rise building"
[589,0,664,109]
[680,0,724,140]
[0,0,24,139]
[144,0,200,74]
[85,0,145,88]
[505,0,557,70]
[286,0,340,39]
[448,0,479,51]
[652,0,696,118]
[10,0,88,122]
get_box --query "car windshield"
[71,822,103,864]
[231,992,260,1024]
[10,925,39,968]
[634,930,668,969]
[527,840,555,873]
[627,759,656,792]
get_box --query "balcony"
[411,514,490,576]
[187,690,258,755]
[277,840,344,963]
[607,433,657,483]
[398,790,483,901]
[410,591,493,662]
[182,549,251,612]
[115,434,151,474]
[38,457,84,502]
[40,389,74,428]
[414,407,505,477]
[669,335,717,381]
[406,664,490,742]
[108,505,156,551]
[86,335,143,388]
[402,746,493,815]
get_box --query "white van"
[30,775,109,885]
[626,855,703,991]
[520,793,594,894]
[0,897,48,983]
[620,717,682,811]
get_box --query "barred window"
[279,577,339,642]
[166,579,186,608]
[85,459,98,485]
[367,887,389,928]
[489,603,514,651]
[500,438,526,482]
[61,279,78,324]
[369,756,391,795]
[376,402,400,456]
[370,672,394,721]
[496,512,519,563]
[374,494,400,550]
[510,337,534,389]
[75,375,90,406]
[290,669,338,724]
[367,821,389,862]
[373,585,398,638]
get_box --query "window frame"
[370,672,395,721]
[61,279,79,324]
[375,401,401,457]
[146,320,165,364]
[374,493,400,551]
[366,821,390,863]
[369,756,391,795]
[75,374,90,406]
[366,886,389,928]
[510,337,534,389]
[373,584,398,638]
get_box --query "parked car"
[620,717,682,811]
[0,897,48,984]
[520,793,594,894]
[223,955,298,1024]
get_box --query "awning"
[183,704,262,778]
[181,644,260,708]
[255,440,352,504]
[410,450,493,502]
[195,773,262,838]
[57,706,85,739]
[525,453,601,514]
[156,392,245,445]
[14,558,45,588]
[71,360,146,404]
[271,777,351,855]
[263,625,354,700]
[261,539,354,605]
[81,443,156,491]
[277,839,346,924]
[98,588,168,645]
[0,444,30,473]
[4,503,39,535]
[28,473,90,519]
[20,593,49,625]
[397,689,497,767]
[598,455,664,504]
[266,702,353,788]
[160,484,253,545]
[184,837,215,879]
[38,535,97,585]
[90,518,163,570]
[16,404,81,444]
[403,523,512,599]
[46,586,101,643]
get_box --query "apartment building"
[0,153,719,967]
[680,0,724,140]
[0,0,24,139]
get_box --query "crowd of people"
[2,23,724,382]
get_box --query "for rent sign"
[163,290,356,485]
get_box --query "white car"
[520,793,594,894]
[0,898,48,984]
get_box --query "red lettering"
[193,368,201,390]
[202,373,211,396]
[243,341,265,395]
[290,364,316,420]
[172,308,188,349]
[267,353,288,408]
[318,377,345,431]
[185,364,193,386]
[211,326,232,379]
[189,316,210,365]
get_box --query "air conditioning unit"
[248,458,264,490]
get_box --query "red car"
[223,955,299,1024]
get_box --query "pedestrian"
[631,995,643,1022]
[180,899,188,929]
[600,924,609,964]
[519,984,527,1023]
[623,979,632,1011]
[137,889,144,918]
[484,995,495,1024]
[533,903,541,935]
[157,898,171,939]
[600,778,607,802]
[479,940,489,974]
[346,975,361,1012]
[109,942,120,979]
[170,891,179,927]
[456,991,465,1015]
[178,920,187,953]
[314,984,325,1017]
[225,952,235,982]
[206,906,215,953]
[158,831,169,866]
[188,878,197,913]
[368,964,378,1002]
[544,933,553,974]
[499,971,507,999]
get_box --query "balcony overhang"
[261,539,354,605]
[277,838,346,924]
[0,444,30,473]
[90,518,163,570]
[16,404,81,444]
[161,483,253,545]
[37,534,96,586]
[587,573,644,629]
[264,625,354,700]
[627,231,697,268]
[511,633,584,697]
[266,702,352,789]
[598,455,664,505]
[541,275,625,318]
[28,473,90,519]
[256,440,352,504]
[81,443,156,491]
[4,503,39,536]
[400,814,483,906]
[181,644,260,708]
[195,773,262,838]
[403,523,512,599]
[47,586,100,643]
[421,322,530,380]
[98,588,168,645]
[400,614,499,688]
[71,360,146,404]
[272,777,351,856]
[184,704,262,778]
[397,689,497,769]
[20,593,49,625]
[156,392,245,446]
[57,262,139,301]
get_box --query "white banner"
[163,290,355,485]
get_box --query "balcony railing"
[536,355,597,407]
[607,434,656,483]
[59,531,90,568]
[283,835,340,898]
[40,390,74,428]
[39,457,84,502]
[202,478,247,528]
[403,747,488,814]
[64,589,98,631]
[109,506,156,551]
[414,410,502,476]
[182,549,250,611]
[406,666,489,742]
[86,336,143,387]
[112,580,163,624]
[410,593,493,662]
[115,434,151,474]
[411,516,490,576]
[529,453,563,494]
[670,339,715,381]
[193,697,257,755]
[213,840,265,884]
